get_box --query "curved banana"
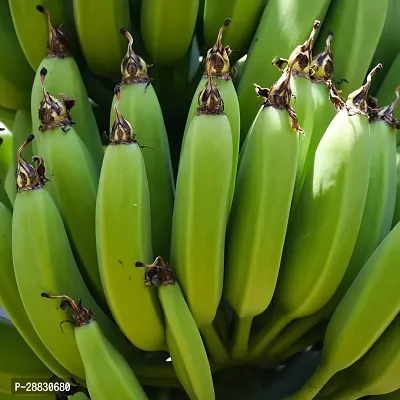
[315,0,388,97]
[249,67,381,362]
[224,51,302,360]
[0,319,53,394]
[12,135,133,380]
[0,201,70,379]
[42,295,148,400]
[287,220,400,399]
[97,87,166,351]
[203,0,267,62]
[141,0,199,65]
[237,0,331,135]
[73,0,131,79]
[110,28,174,261]
[136,257,215,400]
[393,146,400,227]
[183,19,240,204]
[170,55,232,364]
[31,5,104,172]
[33,67,106,311]
[0,1,34,111]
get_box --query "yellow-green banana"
[110,28,174,261]
[136,257,215,400]
[73,0,131,79]
[249,67,380,361]
[12,135,133,380]
[287,221,400,399]
[97,88,166,351]
[42,295,148,400]
[170,55,232,364]
[31,5,104,172]
[224,52,302,361]
[141,0,199,65]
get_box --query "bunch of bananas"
[1,0,400,399]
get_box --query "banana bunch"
[1,1,400,399]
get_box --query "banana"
[12,135,133,380]
[373,390,400,400]
[0,107,16,131]
[249,67,380,362]
[73,0,131,79]
[287,220,400,399]
[0,1,34,111]
[0,180,11,212]
[224,50,302,361]
[203,0,267,62]
[170,54,232,364]
[183,19,240,205]
[393,146,400,227]
[141,0,199,65]
[9,0,78,71]
[237,0,331,135]
[136,257,215,400]
[33,66,106,311]
[0,201,71,379]
[0,127,13,205]
[42,295,148,400]
[328,314,400,399]
[0,318,53,394]
[110,28,174,261]
[31,5,104,172]
[315,0,388,97]
[98,87,166,351]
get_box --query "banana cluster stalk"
[42,294,148,400]
[97,87,166,352]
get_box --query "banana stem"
[200,323,230,367]
[230,315,253,361]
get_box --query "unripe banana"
[12,136,133,380]
[42,295,148,400]
[183,19,240,205]
[0,127,13,206]
[31,6,104,172]
[141,0,199,65]
[170,55,232,364]
[224,49,303,361]
[0,107,16,131]
[0,180,11,212]
[249,66,381,361]
[73,0,131,79]
[97,88,166,351]
[136,257,215,400]
[287,220,400,400]
[393,146,400,227]
[110,28,174,261]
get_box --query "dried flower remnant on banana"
[38,67,75,132]
[197,54,225,115]
[309,31,334,82]
[36,5,71,58]
[367,86,400,129]
[204,18,232,79]
[16,135,49,192]
[119,28,150,85]
[135,256,176,287]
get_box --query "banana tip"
[135,262,144,268]
[120,27,127,35]
[36,4,45,12]
[27,134,35,143]
[224,18,231,26]
[41,292,50,298]
[40,67,48,76]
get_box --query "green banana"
[97,87,166,351]
[224,51,302,361]
[315,0,388,97]
[12,135,133,380]
[203,0,267,62]
[0,127,13,205]
[393,146,400,227]
[170,54,232,364]
[136,257,215,400]
[0,318,53,394]
[0,180,11,212]
[328,315,400,399]
[183,19,240,205]
[373,390,400,400]
[249,67,380,362]
[237,0,331,135]
[33,67,106,311]
[287,220,400,399]
[31,5,104,172]
[0,107,16,131]
[0,201,70,379]
[141,0,199,65]
[0,1,34,111]
[110,28,174,261]
[73,0,131,79]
